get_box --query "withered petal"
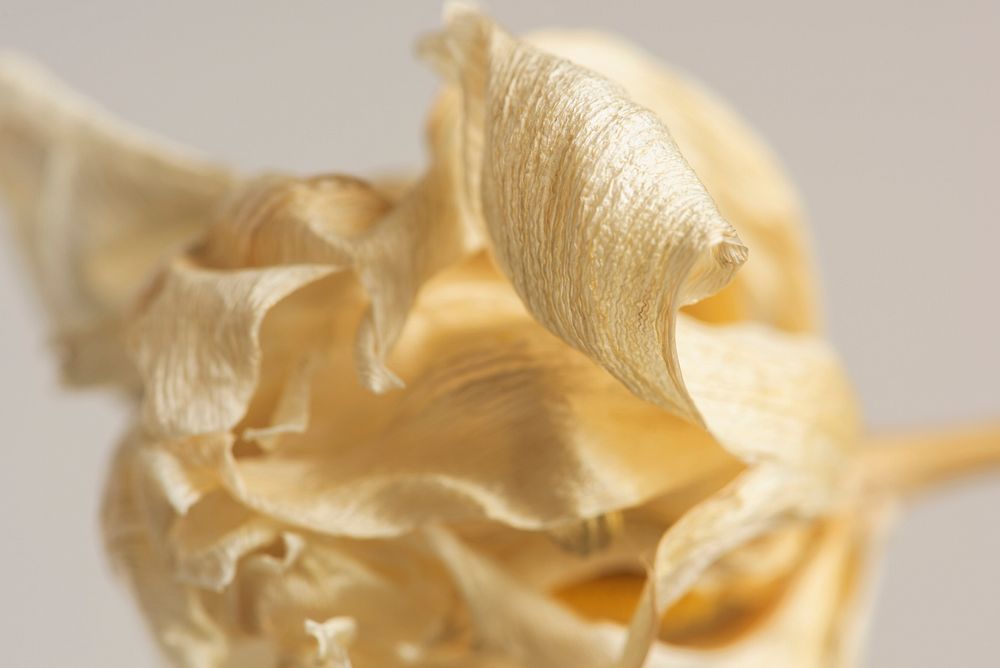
[0,54,239,386]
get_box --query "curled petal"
[128,257,335,438]
[422,7,747,422]
[213,268,741,537]
[528,31,819,331]
[102,437,230,667]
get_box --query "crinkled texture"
[129,258,336,439]
[422,9,747,422]
[527,31,820,332]
[3,6,940,668]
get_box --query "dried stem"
[858,423,1000,497]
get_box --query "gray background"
[0,1,997,665]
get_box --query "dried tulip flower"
[1,6,998,668]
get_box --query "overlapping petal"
[422,7,748,422]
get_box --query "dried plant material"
[526,31,819,332]
[2,5,998,668]
[0,54,239,386]
[422,14,748,422]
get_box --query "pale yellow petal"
[422,7,747,422]
[305,617,357,668]
[215,534,455,666]
[128,257,335,438]
[528,31,819,331]
[168,490,280,591]
[425,526,618,668]
[196,138,479,395]
[0,54,238,386]
[212,266,741,537]
[677,316,859,467]
[102,435,230,667]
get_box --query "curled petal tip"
[715,238,749,268]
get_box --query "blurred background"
[0,1,997,665]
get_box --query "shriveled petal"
[102,436,230,667]
[422,7,747,422]
[528,31,819,331]
[425,526,619,668]
[196,149,480,395]
[169,490,281,591]
[128,257,335,438]
[211,266,742,537]
[214,534,456,667]
[0,54,238,386]
[181,259,852,546]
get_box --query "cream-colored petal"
[128,257,335,438]
[528,31,819,331]
[674,512,885,668]
[305,617,357,668]
[617,465,830,667]
[425,526,618,668]
[213,268,741,537]
[141,444,222,516]
[677,316,859,467]
[0,54,239,386]
[102,436,230,668]
[197,150,479,396]
[242,353,319,451]
[217,534,456,667]
[553,520,817,648]
[422,7,746,422]
[169,490,280,591]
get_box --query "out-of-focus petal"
[102,435,230,667]
[0,54,239,386]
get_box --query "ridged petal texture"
[1,6,878,668]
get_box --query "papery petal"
[214,266,742,537]
[0,54,238,386]
[128,257,335,438]
[196,152,480,395]
[216,534,456,666]
[546,511,816,648]
[243,354,319,451]
[421,7,747,422]
[102,436,230,667]
[617,465,823,667]
[527,32,819,331]
[169,490,280,591]
[676,512,884,668]
[677,316,859,467]
[425,526,619,668]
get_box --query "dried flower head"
[1,6,997,668]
